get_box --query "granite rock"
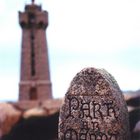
[0,103,21,137]
[0,99,62,139]
[59,67,130,140]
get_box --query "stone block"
[59,67,130,140]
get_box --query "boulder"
[59,67,130,140]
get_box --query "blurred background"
[0,0,140,101]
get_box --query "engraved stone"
[59,67,130,140]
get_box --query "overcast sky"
[0,0,140,101]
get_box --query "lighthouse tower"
[18,0,52,101]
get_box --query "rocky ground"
[124,90,140,140]
[0,90,139,140]
[0,99,62,140]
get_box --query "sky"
[0,0,140,101]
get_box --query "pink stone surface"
[59,67,130,140]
